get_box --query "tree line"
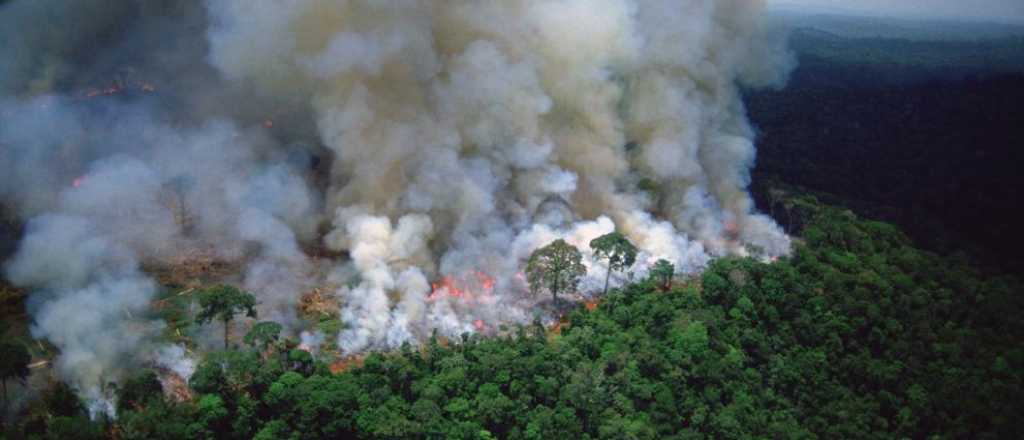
[3,195,1021,439]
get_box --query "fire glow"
[428,271,496,303]
[0,0,797,416]
[78,81,155,100]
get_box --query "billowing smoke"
[0,0,793,414]
[203,0,793,350]
[153,344,196,382]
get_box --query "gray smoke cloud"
[203,0,794,352]
[6,213,162,417]
[0,0,794,414]
[1,99,323,414]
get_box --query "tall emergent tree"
[526,239,586,303]
[589,232,638,295]
[0,341,31,407]
[196,285,257,349]
[649,259,675,292]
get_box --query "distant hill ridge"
[771,10,1024,41]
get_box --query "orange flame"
[724,220,740,240]
[428,271,496,302]
[477,272,495,290]
[429,276,463,300]
[78,80,155,100]
[428,272,497,333]
[84,85,122,98]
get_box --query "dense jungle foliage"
[5,196,1022,439]
[4,20,1024,440]
[746,30,1024,273]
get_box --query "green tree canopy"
[45,382,85,418]
[244,321,283,352]
[649,259,675,291]
[116,370,163,414]
[0,340,31,407]
[196,285,257,349]
[526,239,586,302]
[589,232,638,295]
[11,197,1024,440]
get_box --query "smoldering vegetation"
[0,0,794,414]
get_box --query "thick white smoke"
[6,214,163,417]
[153,344,196,382]
[0,0,794,411]
[203,0,794,352]
[0,93,326,414]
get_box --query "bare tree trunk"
[603,269,612,296]
[551,278,559,303]
[223,319,231,350]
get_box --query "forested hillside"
[747,30,1024,273]
[3,9,1023,440]
[6,196,1021,439]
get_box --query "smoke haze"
[0,0,794,415]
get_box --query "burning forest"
[0,0,795,418]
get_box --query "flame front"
[428,271,496,302]
[427,272,498,333]
[78,80,155,100]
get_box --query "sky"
[768,0,1024,24]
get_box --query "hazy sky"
[769,0,1024,23]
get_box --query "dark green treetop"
[196,284,257,349]
[244,321,283,352]
[649,259,675,291]
[589,232,638,295]
[526,239,586,303]
[0,340,31,407]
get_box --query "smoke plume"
[0,0,793,414]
